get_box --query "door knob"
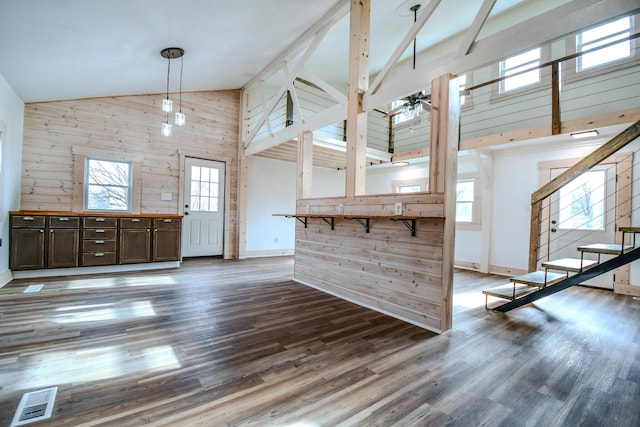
[551,219,557,225]
[184,212,189,215]
[551,228,557,233]
[185,204,189,208]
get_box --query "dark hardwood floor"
[0,257,638,426]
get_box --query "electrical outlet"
[305,205,310,214]
[338,204,344,214]
[161,192,172,201]
[395,202,403,215]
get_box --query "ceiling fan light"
[162,98,173,113]
[175,111,186,126]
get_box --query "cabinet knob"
[95,253,105,257]
[24,217,34,221]
[131,218,141,223]
[95,240,104,244]
[95,229,105,233]
[39,229,44,233]
[95,218,106,222]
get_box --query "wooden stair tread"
[510,271,565,287]
[482,283,540,300]
[618,226,640,233]
[577,243,633,254]
[542,258,597,272]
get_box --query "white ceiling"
[0,0,544,103]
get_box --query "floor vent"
[10,386,58,427]
[23,284,44,294]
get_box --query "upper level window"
[397,183,421,193]
[85,158,132,211]
[577,16,631,71]
[500,48,541,93]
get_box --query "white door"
[548,165,616,289]
[182,157,225,257]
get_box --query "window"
[500,48,541,93]
[456,180,475,223]
[397,184,421,193]
[190,165,220,212]
[577,16,631,71]
[558,170,605,230]
[85,158,132,211]
[392,177,427,194]
[459,74,467,106]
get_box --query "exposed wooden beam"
[369,0,441,96]
[297,131,313,199]
[244,0,349,91]
[245,21,335,147]
[345,0,370,197]
[456,0,497,57]
[298,68,348,105]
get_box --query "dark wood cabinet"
[47,216,80,268]
[81,217,118,266]
[120,218,152,264]
[10,215,46,270]
[153,218,182,261]
[10,212,181,271]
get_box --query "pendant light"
[160,47,185,136]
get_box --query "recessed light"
[570,130,599,139]
[392,161,410,166]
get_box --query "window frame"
[490,45,551,103]
[564,13,639,83]
[72,146,143,214]
[455,174,482,231]
[576,15,633,72]
[391,177,428,194]
[84,157,133,212]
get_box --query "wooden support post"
[297,130,314,200]
[551,62,560,135]
[430,74,460,332]
[345,0,370,198]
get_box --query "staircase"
[484,229,640,311]
[483,120,640,312]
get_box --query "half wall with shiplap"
[294,194,451,332]
[21,90,241,257]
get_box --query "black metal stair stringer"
[494,246,640,312]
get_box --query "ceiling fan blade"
[419,100,432,112]
[384,104,406,117]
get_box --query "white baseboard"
[11,261,180,280]
[239,249,294,259]
[0,269,13,288]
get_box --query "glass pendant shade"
[161,122,173,137]
[162,98,173,113]
[175,111,186,126]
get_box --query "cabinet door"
[11,228,45,270]
[153,227,182,261]
[48,228,79,268]
[120,229,151,264]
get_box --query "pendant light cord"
[166,55,171,121]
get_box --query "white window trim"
[456,173,482,231]
[84,157,133,212]
[392,177,428,194]
[72,146,143,214]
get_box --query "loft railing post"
[551,62,560,135]
[529,199,542,272]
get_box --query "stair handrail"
[528,119,640,272]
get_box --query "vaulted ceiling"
[0,0,546,103]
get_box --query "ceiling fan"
[384,4,431,120]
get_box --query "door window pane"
[558,170,605,230]
[190,165,220,212]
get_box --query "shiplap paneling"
[22,90,240,256]
[294,195,447,333]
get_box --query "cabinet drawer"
[83,217,118,228]
[82,252,117,266]
[48,216,80,228]
[83,239,117,253]
[83,228,117,240]
[12,215,46,228]
[121,218,152,229]
[153,218,182,229]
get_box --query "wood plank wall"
[294,194,447,332]
[22,90,241,256]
